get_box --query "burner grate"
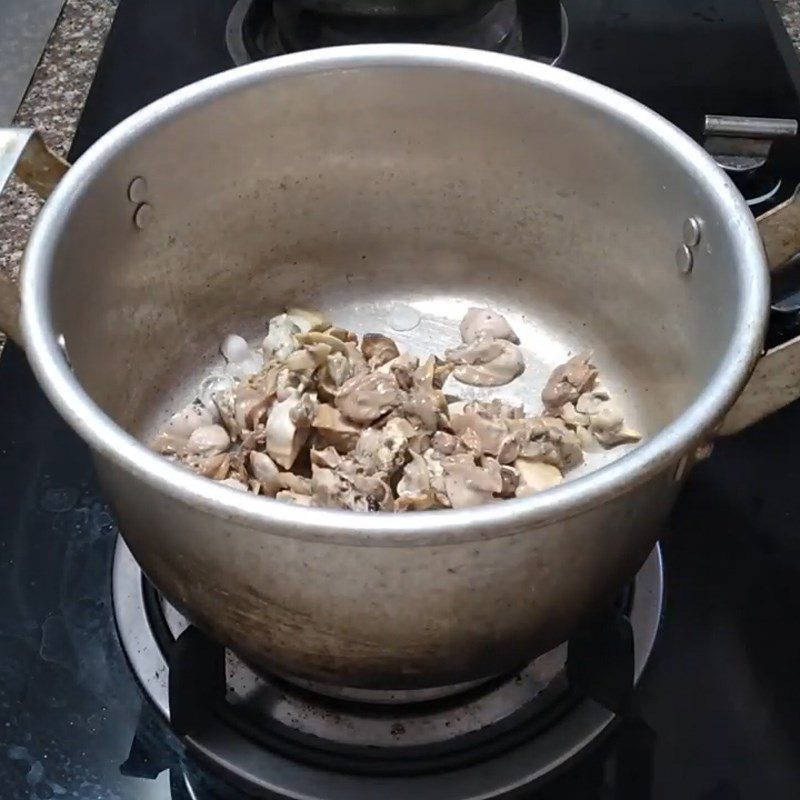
[225,0,570,65]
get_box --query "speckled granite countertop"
[777,0,800,48]
[0,0,115,284]
[1,0,800,287]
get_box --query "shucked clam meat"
[152,306,642,511]
[445,307,525,387]
[459,307,520,345]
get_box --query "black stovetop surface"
[2,1,800,798]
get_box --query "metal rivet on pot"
[676,243,693,273]
[127,176,148,203]
[682,217,702,247]
[133,202,153,230]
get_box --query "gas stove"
[110,536,661,798]
[2,1,800,798]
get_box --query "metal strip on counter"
[0,0,66,125]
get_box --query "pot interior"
[40,54,752,479]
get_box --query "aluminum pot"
[1,46,798,692]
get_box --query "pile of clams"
[152,307,640,511]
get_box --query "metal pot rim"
[20,44,768,545]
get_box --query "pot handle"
[0,129,69,347]
[720,187,800,434]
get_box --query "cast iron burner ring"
[226,0,568,64]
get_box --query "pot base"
[112,536,662,797]
[273,671,498,704]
